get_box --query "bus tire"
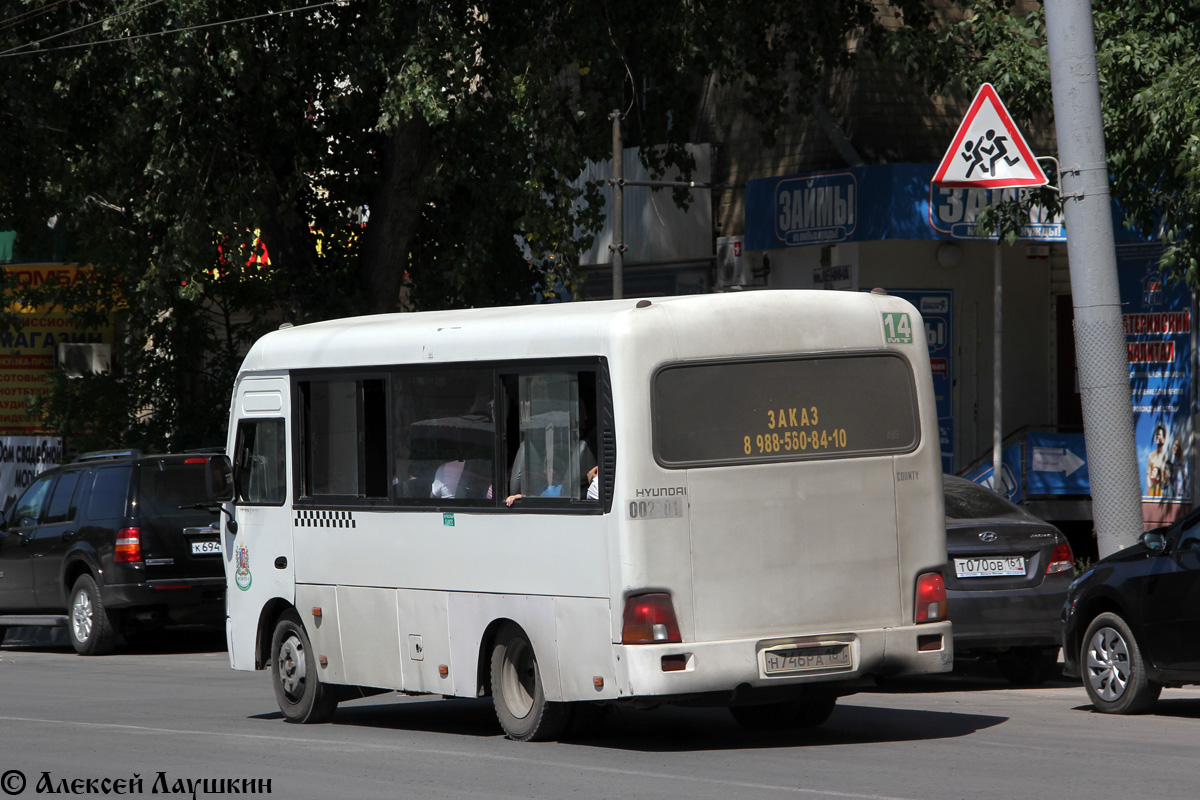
[271,610,338,724]
[490,623,570,741]
[729,688,837,731]
[68,574,118,655]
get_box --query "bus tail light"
[115,527,143,563]
[1046,542,1074,574]
[622,593,682,644]
[914,572,946,623]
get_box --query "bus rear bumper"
[612,621,953,699]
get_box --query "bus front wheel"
[490,623,570,741]
[271,610,338,724]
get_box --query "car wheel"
[490,623,570,741]
[270,610,338,724]
[996,646,1060,685]
[729,688,838,731]
[0,626,7,646]
[1081,612,1161,714]
[68,574,118,655]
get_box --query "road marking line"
[0,714,923,800]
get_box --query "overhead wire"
[0,0,167,56]
[0,0,75,33]
[0,0,343,59]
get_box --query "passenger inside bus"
[391,369,495,502]
[504,372,597,505]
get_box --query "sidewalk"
[0,627,71,648]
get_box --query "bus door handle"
[274,556,287,569]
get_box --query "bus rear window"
[653,354,920,467]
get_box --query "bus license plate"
[191,540,221,555]
[954,556,1025,578]
[763,644,851,675]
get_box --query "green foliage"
[1,0,909,447]
[27,369,133,455]
[894,0,1200,278]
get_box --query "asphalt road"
[1,630,1197,800]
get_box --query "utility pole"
[610,109,625,300]
[605,111,738,301]
[1044,0,1143,557]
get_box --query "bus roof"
[237,290,918,374]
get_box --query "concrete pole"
[993,243,1003,492]
[1044,0,1143,557]
[610,109,624,300]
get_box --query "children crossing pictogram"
[934,83,1048,189]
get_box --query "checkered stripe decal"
[294,510,356,528]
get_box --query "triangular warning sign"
[933,83,1048,189]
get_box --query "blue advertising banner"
[744,163,1164,252]
[891,289,954,474]
[1026,431,1090,495]
[1118,243,1192,510]
[745,164,1066,250]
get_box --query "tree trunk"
[360,118,440,314]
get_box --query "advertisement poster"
[891,290,954,473]
[1118,244,1193,524]
[1,263,114,434]
[0,436,63,513]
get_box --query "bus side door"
[226,377,293,669]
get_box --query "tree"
[1,0,928,448]
[893,0,1200,276]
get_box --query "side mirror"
[206,455,236,503]
[1139,529,1167,553]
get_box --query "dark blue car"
[1062,512,1200,713]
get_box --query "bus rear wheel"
[271,610,337,724]
[490,623,570,741]
[729,688,837,731]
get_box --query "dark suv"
[0,451,225,655]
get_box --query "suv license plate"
[763,644,851,675]
[191,540,221,555]
[954,556,1025,578]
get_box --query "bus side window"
[300,378,387,499]
[506,371,598,503]
[235,418,286,505]
[391,368,495,504]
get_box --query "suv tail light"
[115,527,142,563]
[1046,541,1074,574]
[622,593,682,644]
[915,571,947,623]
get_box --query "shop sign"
[1118,244,1192,510]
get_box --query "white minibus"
[213,290,951,740]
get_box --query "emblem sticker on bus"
[234,542,252,591]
